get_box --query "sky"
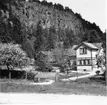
[41,0,106,32]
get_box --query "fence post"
[9,71,11,79]
[55,69,60,82]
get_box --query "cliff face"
[10,1,83,35]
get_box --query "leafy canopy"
[0,43,31,70]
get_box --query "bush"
[26,71,36,80]
[96,71,100,75]
[36,66,53,72]
[102,71,106,80]
[33,76,40,82]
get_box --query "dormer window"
[80,47,87,54]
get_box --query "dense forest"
[0,0,106,58]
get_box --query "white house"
[74,42,103,72]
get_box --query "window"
[77,60,82,65]
[96,55,98,58]
[80,60,82,65]
[84,48,87,54]
[83,60,86,65]
[80,48,87,54]
[80,48,83,54]
[78,59,91,66]
[87,59,91,65]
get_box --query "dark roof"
[93,43,102,50]
[74,42,100,50]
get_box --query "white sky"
[41,0,106,32]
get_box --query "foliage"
[101,32,106,53]
[12,17,25,44]
[46,27,56,50]
[82,30,102,43]
[96,56,105,67]
[64,6,73,13]
[54,3,64,11]
[75,13,103,33]
[22,38,35,58]
[33,24,56,71]
[34,21,44,53]
[75,12,104,43]
[0,21,12,43]
[53,42,69,72]
[34,52,52,72]
[41,0,48,6]
[0,0,105,61]
[96,54,106,79]
[63,29,81,48]
[32,0,40,3]
[0,43,31,71]
[34,23,56,52]
[0,3,25,44]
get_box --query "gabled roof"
[74,42,100,50]
[93,43,102,50]
[83,42,98,49]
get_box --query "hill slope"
[0,0,105,58]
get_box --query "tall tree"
[0,43,31,79]
[46,27,56,50]
[53,42,68,72]
[34,21,43,53]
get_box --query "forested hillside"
[0,0,105,58]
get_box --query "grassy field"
[0,77,106,96]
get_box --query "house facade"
[74,42,103,72]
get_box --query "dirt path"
[60,72,96,81]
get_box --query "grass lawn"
[0,77,106,96]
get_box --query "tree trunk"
[9,71,11,80]
[25,72,27,80]
[55,72,59,82]
[7,65,11,79]
[76,71,78,81]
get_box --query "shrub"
[26,71,35,80]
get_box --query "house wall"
[77,66,92,71]
[92,50,97,58]
[76,46,91,58]
[76,45,98,71]
[91,50,98,68]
